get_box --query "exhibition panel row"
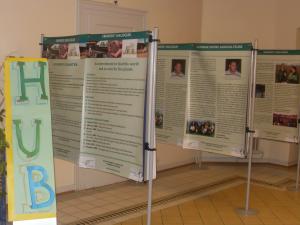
[44,38,300,166]
[156,43,252,158]
[156,45,300,156]
[2,27,300,224]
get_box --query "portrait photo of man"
[171,59,186,78]
[225,59,242,76]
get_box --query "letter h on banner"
[17,61,48,103]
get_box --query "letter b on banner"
[27,166,55,210]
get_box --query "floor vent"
[66,176,240,225]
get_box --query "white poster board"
[183,43,252,158]
[254,50,300,143]
[44,31,153,181]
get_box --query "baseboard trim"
[56,184,75,194]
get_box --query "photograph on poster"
[225,59,241,76]
[273,113,297,128]
[86,40,146,58]
[171,59,186,78]
[86,41,108,58]
[58,44,68,59]
[137,40,148,58]
[275,64,300,84]
[255,84,266,98]
[67,43,80,59]
[186,120,215,137]
[122,39,138,57]
[155,110,164,129]
[42,44,68,59]
[107,40,122,58]
[43,43,87,59]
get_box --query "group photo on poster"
[275,63,300,84]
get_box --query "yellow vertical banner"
[4,58,56,224]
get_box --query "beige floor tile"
[240,215,263,225]
[220,216,243,225]
[56,164,297,225]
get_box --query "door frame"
[76,0,147,34]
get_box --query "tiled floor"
[115,183,300,225]
[57,163,297,225]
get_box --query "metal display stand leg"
[287,123,300,192]
[145,28,159,225]
[193,151,208,170]
[74,164,80,191]
[146,151,154,225]
[236,141,258,216]
[236,40,258,216]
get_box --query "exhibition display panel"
[184,43,252,158]
[156,43,253,158]
[254,50,300,143]
[43,31,154,182]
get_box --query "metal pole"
[245,139,254,212]
[145,28,158,225]
[193,151,208,169]
[40,34,44,57]
[236,40,258,216]
[146,152,154,225]
[296,145,300,190]
[197,151,202,168]
[74,156,80,191]
[287,123,300,192]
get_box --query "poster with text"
[4,58,56,223]
[78,32,150,181]
[254,50,300,143]
[155,44,193,145]
[43,35,89,162]
[48,60,84,161]
[183,43,252,158]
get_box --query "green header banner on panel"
[195,43,253,51]
[43,35,89,44]
[158,44,195,50]
[43,31,150,45]
[258,50,300,55]
[89,31,150,42]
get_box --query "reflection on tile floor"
[114,184,300,225]
[57,163,296,224]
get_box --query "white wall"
[297,28,300,49]
[201,0,300,49]
[0,0,76,62]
